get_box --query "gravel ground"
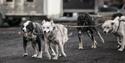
[0,27,125,63]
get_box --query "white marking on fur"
[37,51,43,58]
[23,53,28,56]
[79,42,83,49]
[32,53,38,58]
[23,21,31,32]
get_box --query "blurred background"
[0,1,125,63]
[0,0,125,27]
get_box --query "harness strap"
[115,20,125,32]
[116,20,121,32]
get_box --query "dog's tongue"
[44,33,48,37]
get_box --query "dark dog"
[111,13,123,20]
[21,20,43,58]
[77,13,104,49]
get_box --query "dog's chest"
[46,32,59,44]
[25,34,37,41]
[48,33,56,41]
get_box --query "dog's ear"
[50,20,54,23]
[50,20,55,28]
[50,20,54,25]
[27,22,34,32]
[42,20,46,24]
[113,16,119,22]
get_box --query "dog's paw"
[52,52,56,56]
[78,47,84,49]
[59,53,62,57]
[37,52,43,58]
[23,53,28,57]
[37,55,42,59]
[91,45,97,48]
[78,43,83,49]
[52,56,58,60]
[32,54,37,58]
[118,48,124,51]
[48,57,51,60]
[46,54,51,60]
[63,53,67,57]
[117,45,121,48]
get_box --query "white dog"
[102,16,125,51]
[41,20,68,60]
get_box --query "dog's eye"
[47,27,49,29]
[107,27,109,29]
[43,27,45,29]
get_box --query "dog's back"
[55,24,68,44]
[77,13,96,32]
[33,22,43,37]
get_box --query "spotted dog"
[21,20,43,58]
[77,13,104,49]
[102,16,125,51]
[42,20,68,60]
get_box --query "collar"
[113,20,125,33]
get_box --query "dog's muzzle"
[43,31,50,34]
[103,31,107,34]
[44,31,47,34]
[43,31,51,38]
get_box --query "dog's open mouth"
[44,33,49,37]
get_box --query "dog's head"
[78,13,93,25]
[102,17,120,33]
[78,13,89,22]
[41,20,55,34]
[102,20,114,33]
[21,21,34,36]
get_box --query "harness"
[115,20,125,32]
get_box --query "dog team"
[19,13,125,60]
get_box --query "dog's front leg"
[45,42,51,59]
[118,37,125,51]
[23,37,28,56]
[50,43,56,56]
[44,38,51,59]
[32,42,38,58]
[92,37,97,48]
[78,31,83,49]
[59,42,66,57]
[87,31,97,48]
[117,36,121,48]
[52,44,59,60]
[37,38,43,58]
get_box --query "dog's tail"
[97,31,104,43]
